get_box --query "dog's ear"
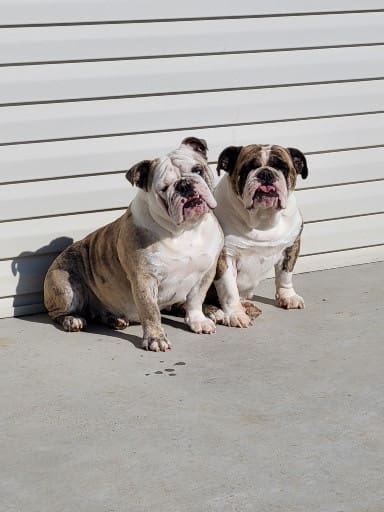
[125,159,152,190]
[216,146,242,176]
[287,147,308,179]
[181,136,208,160]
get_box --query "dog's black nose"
[257,168,275,185]
[175,179,194,196]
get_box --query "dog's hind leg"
[44,268,88,332]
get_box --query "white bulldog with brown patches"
[211,144,308,327]
[44,137,223,351]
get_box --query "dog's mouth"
[165,181,216,226]
[252,185,280,209]
[183,196,205,210]
[182,195,210,220]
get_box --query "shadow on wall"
[11,237,74,313]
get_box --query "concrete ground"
[0,262,383,512]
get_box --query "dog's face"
[126,137,217,226]
[217,144,308,211]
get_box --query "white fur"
[214,175,303,317]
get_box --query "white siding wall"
[1,1,383,318]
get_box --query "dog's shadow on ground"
[252,295,276,307]
[21,313,144,349]
[20,311,190,351]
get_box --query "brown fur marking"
[215,251,228,281]
[282,227,303,273]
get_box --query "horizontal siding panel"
[2,214,383,297]
[2,245,384,318]
[1,46,383,105]
[1,13,383,64]
[0,211,122,259]
[2,80,384,144]
[301,214,384,255]
[1,175,383,223]
[1,114,383,183]
[297,181,384,222]
[295,245,384,274]
[298,147,384,190]
[0,177,132,221]
[1,1,383,25]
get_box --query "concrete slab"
[0,262,383,512]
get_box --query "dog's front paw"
[219,308,253,328]
[185,312,216,334]
[142,334,172,352]
[276,290,305,309]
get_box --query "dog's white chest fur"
[153,213,222,306]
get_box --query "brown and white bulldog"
[212,144,308,327]
[44,137,224,351]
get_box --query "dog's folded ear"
[216,146,242,176]
[287,147,308,179]
[181,137,208,160]
[125,160,152,190]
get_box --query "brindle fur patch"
[214,251,228,281]
[282,226,303,273]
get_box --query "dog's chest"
[235,245,285,298]
[155,218,222,306]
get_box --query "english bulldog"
[212,144,308,327]
[44,137,224,351]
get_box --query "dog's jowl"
[44,137,224,351]
[212,144,308,327]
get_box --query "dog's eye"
[191,165,203,175]
[161,185,169,193]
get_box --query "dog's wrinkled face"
[217,144,308,211]
[126,137,217,226]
